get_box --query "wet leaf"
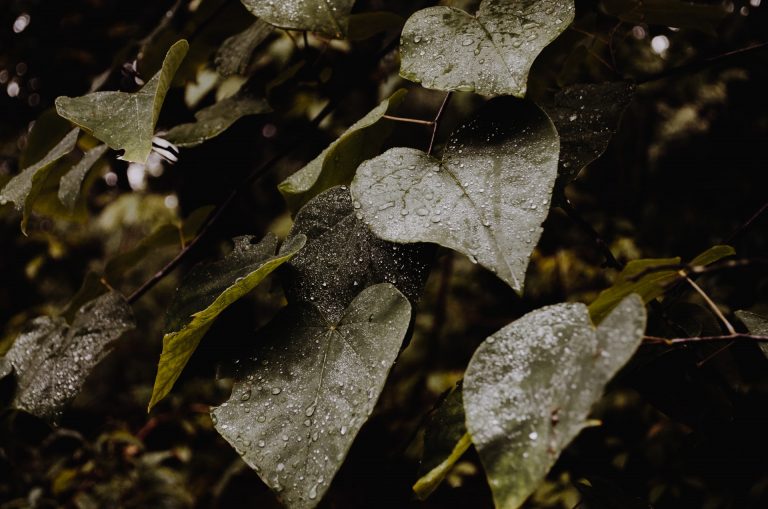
[212,283,411,509]
[215,19,273,77]
[55,40,189,163]
[600,0,726,35]
[464,295,647,509]
[58,144,109,210]
[0,128,79,234]
[735,311,768,359]
[351,98,559,293]
[278,90,407,215]
[149,233,306,411]
[164,93,271,147]
[241,0,355,38]
[1,291,135,419]
[400,0,575,96]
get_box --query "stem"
[682,274,736,335]
[382,115,435,126]
[726,200,768,243]
[627,258,768,281]
[643,333,768,345]
[427,92,452,155]
[560,199,623,270]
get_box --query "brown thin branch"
[643,333,768,345]
[683,275,736,335]
[427,92,453,155]
[627,258,768,282]
[560,199,623,270]
[383,115,435,126]
[726,200,768,243]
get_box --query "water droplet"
[271,387,282,395]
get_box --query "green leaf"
[543,81,635,187]
[148,233,306,411]
[58,144,109,210]
[351,98,559,293]
[689,244,735,266]
[464,295,647,509]
[241,0,355,38]
[55,40,189,163]
[19,108,74,169]
[600,0,727,35]
[347,12,405,41]
[164,93,271,147]
[1,291,135,419]
[413,384,472,500]
[212,283,411,509]
[0,128,79,234]
[278,90,407,215]
[215,19,273,77]
[399,0,575,96]
[735,311,768,359]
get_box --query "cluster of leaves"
[1,0,767,508]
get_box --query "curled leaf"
[58,144,109,210]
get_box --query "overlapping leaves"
[241,0,355,38]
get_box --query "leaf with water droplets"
[400,0,575,97]
[543,81,635,187]
[58,144,109,211]
[149,233,306,411]
[735,311,768,360]
[212,283,411,509]
[0,128,79,234]
[241,0,355,38]
[351,98,558,293]
[55,40,188,163]
[278,90,407,215]
[215,19,273,77]
[464,294,647,509]
[1,291,135,420]
[164,93,271,148]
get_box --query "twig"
[382,115,435,126]
[725,200,768,244]
[559,199,623,270]
[627,258,768,282]
[683,275,736,335]
[643,333,768,345]
[427,92,452,155]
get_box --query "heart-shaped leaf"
[278,90,407,215]
[1,291,135,419]
[351,98,559,293]
[55,40,189,163]
[400,0,575,96]
[464,294,647,509]
[735,311,768,359]
[215,19,273,77]
[149,233,306,411]
[58,144,109,210]
[0,128,79,234]
[241,0,355,38]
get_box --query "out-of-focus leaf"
[348,12,405,40]
[241,0,355,38]
[351,98,558,293]
[212,283,411,509]
[689,244,735,266]
[215,19,273,77]
[464,295,647,509]
[164,93,271,147]
[399,0,575,96]
[58,144,109,210]
[0,128,79,234]
[55,40,189,163]
[278,90,407,214]
[1,291,135,419]
[735,311,768,359]
[600,0,726,35]
[148,233,306,410]
[19,108,74,169]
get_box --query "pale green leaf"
[0,128,79,234]
[400,0,575,96]
[215,19,273,77]
[58,144,109,210]
[600,0,726,35]
[149,233,306,410]
[464,295,647,509]
[1,291,135,419]
[279,90,407,214]
[55,40,189,163]
[351,98,559,293]
[689,244,735,266]
[735,310,768,359]
[241,0,355,38]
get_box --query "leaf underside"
[241,0,355,38]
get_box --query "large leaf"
[0,128,79,234]
[543,81,635,187]
[399,0,575,96]
[278,90,407,215]
[58,144,109,210]
[351,98,558,293]
[149,233,306,410]
[241,0,355,38]
[1,292,135,419]
[735,311,768,360]
[215,19,273,77]
[600,0,726,35]
[464,295,647,509]
[164,93,271,147]
[55,40,189,163]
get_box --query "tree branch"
[643,333,768,345]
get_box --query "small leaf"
[278,90,407,214]
[58,144,109,210]
[241,0,355,38]
[212,283,411,509]
[689,244,735,266]
[0,128,79,234]
[55,40,189,163]
[464,295,647,509]
[399,0,575,97]
[351,98,559,293]
[1,291,135,419]
[215,19,273,77]
[148,233,306,410]
[600,0,726,35]
[735,311,768,359]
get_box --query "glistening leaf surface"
[351,98,559,293]
[464,295,647,509]
[735,311,768,359]
[212,283,411,509]
[399,0,575,96]
[241,0,355,38]
[149,233,306,410]
[1,291,135,419]
[55,40,188,163]
[58,144,108,210]
[215,19,273,77]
